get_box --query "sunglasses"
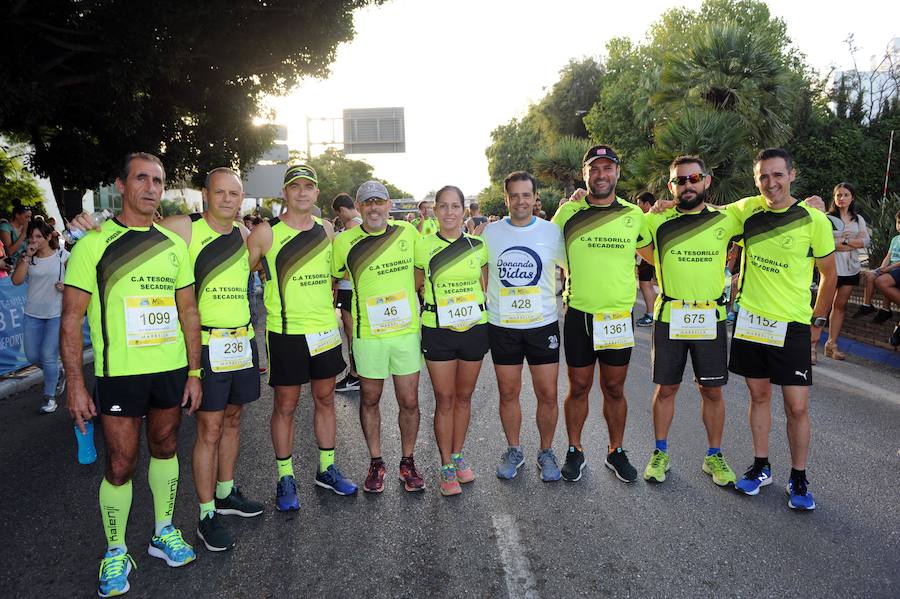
[361,198,390,206]
[669,173,707,185]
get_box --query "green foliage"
[304,148,411,215]
[476,183,508,218]
[159,198,189,217]
[533,136,592,198]
[855,194,900,267]
[0,146,44,214]
[485,115,546,184]
[0,1,377,215]
[534,58,604,140]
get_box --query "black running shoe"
[215,486,264,517]
[335,373,360,392]
[873,309,893,323]
[889,323,900,347]
[197,514,234,552]
[561,447,586,482]
[605,448,638,482]
[852,304,876,318]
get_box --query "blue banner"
[0,277,91,376]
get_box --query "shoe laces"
[707,453,728,471]
[539,450,558,468]
[452,454,469,470]
[99,551,134,580]
[158,527,189,551]
[367,462,385,480]
[649,451,667,469]
[441,465,458,482]
[502,447,522,463]
[277,477,297,495]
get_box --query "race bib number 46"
[209,327,252,372]
[669,301,717,340]
[499,286,543,326]
[124,296,178,347]
[592,312,634,350]
[366,290,413,336]
[734,308,787,347]
[437,292,481,331]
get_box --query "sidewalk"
[0,349,93,400]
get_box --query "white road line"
[491,514,539,599]
[813,364,900,406]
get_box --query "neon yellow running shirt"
[551,197,651,314]
[65,218,193,377]
[262,217,337,335]
[414,232,488,329]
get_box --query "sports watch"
[811,317,827,328]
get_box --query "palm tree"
[532,136,591,198]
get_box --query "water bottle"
[62,209,112,245]
[75,420,98,465]
[723,267,732,303]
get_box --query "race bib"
[734,308,787,347]
[306,328,342,356]
[669,301,717,340]
[592,312,634,350]
[124,296,178,347]
[499,286,543,326]
[208,327,252,372]
[437,292,481,331]
[366,290,412,336]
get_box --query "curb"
[0,349,93,400]
[818,335,900,369]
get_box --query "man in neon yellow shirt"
[728,148,836,511]
[551,145,652,484]
[62,152,202,597]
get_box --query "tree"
[0,145,44,214]
[0,1,378,218]
[532,136,591,198]
[303,148,411,214]
[534,58,604,140]
[485,115,546,185]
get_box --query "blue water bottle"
[75,420,97,465]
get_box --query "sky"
[266,0,900,200]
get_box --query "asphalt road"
[2,298,899,598]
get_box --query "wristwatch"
[188,368,204,379]
[812,317,827,328]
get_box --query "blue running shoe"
[735,463,772,496]
[787,477,816,510]
[98,547,135,597]
[537,449,561,482]
[496,447,525,479]
[276,475,300,511]
[315,465,358,496]
[147,526,196,567]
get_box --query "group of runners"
[61,144,835,598]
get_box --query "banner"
[0,277,91,377]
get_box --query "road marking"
[814,364,900,406]
[491,514,539,599]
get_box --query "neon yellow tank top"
[262,216,338,335]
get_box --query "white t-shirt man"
[483,216,565,329]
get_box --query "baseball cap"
[356,180,390,202]
[583,145,620,166]
[283,164,318,187]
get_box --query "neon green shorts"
[353,333,422,379]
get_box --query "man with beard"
[641,156,741,487]
[551,145,652,483]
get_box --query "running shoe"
[334,373,360,392]
[215,486,264,517]
[439,465,462,496]
[496,447,525,480]
[561,446,585,482]
[452,453,475,483]
[636,314,653,327]
[852,304,876,318]
[197,513,234,552]
[275,475,300,511]
[364,460,386,493]
[315,465,358,495]
[890,323,900,348]
[537,448,561,482]
[98,547,135,598]
[786,477,816,510]
[735,463,772,496]
[399,456,425,492]
[55,367,66,397]
[702,452,737,486]
[605,448,638,482]
[726,311,736,325]
[39,396,57,414]
[643,449,670,483]
[873,309,893,323]
[147,525,196,567]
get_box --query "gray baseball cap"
[355,180,390,202]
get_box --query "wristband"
[188,368,203,379]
